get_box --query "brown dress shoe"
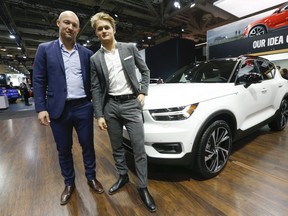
[60,184,75,205]
[88,178,104,194]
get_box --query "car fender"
[191,109,237,155]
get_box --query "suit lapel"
[99,50,110,88]
[78,45,86,84]
[117,43,132,80]
[117,43,126,70]
[54,40,65,74]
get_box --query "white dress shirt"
[102,42,134,96]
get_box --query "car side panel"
[267,11,288,29]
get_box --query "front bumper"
[122,110,202,165]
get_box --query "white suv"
[123,55,288,179]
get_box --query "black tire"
[248,25,267,37]
[8,98,17,103]
[195,120,232,179]
[268,99,288,131]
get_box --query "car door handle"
[261,88,268,93]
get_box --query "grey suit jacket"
[90,42,150,118]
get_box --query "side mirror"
[238,73,262,88]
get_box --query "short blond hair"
[90,12,116,30]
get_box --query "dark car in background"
[0,86,21,103]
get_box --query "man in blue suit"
[90,12,157,212]
[33,11,103,205]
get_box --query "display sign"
[209,29,288,59]
[207,1,288,59]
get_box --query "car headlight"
[149,104,198,121]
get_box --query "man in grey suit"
[90,12,156,212]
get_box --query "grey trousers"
[104,97,148,188]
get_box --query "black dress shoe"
[60,184,75,205]
[108,174,129,195]
[138,187,157,212]
[88,178,104,194]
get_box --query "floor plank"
[0,116,287,216]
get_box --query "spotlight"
[174,0,181,9]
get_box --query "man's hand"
[137,94,145,106]
[97,117,108,130]
[38,111,50,126]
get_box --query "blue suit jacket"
[33,39,93,119]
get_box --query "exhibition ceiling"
[0,0,285,73]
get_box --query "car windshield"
[166,59,237,83]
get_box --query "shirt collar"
[101,40,117,53]
[58,38,78,50]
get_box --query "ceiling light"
[195,42,207,47]
[9,35,15,39]
[190,3,195,8]
[17,47,21,50]
[174,0,181,9]
[213,0,287,18]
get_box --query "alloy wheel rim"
[204,126,231,173]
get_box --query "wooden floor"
[0,114,288,216]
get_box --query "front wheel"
[195,120,232,179]
[268,98,288,131]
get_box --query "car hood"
[144,83,237,110]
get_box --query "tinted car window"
[256,59,275,80]
[166,60,237,83]
[280,4,288,12]
[236,59,261,83]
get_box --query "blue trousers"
[50,101,96,185]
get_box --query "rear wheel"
[268,99,288,131]
[248,25,267,37]
[195,120,232,179]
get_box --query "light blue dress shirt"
[59,40,86,100]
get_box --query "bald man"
[33,11,103,205]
